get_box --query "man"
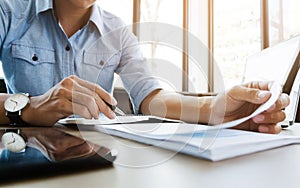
[0,0,289,134]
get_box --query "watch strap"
[4,93,30,126]
[6,111,28,126]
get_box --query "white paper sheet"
[211,83,282,130]
[58,115,182,125]
[58,116,150,125]
[58,83,281,129]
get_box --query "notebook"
[243,35,300,126]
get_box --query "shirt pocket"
[80,51,121,91]
[12,43,56,95]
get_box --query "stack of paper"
[58,83,300,161]
[93,123,300,161]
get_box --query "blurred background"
[1,0,299,94]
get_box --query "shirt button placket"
[63,43,73,77]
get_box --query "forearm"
[0,94,42,126]
[140,90,214,124]
[0,94,49,126]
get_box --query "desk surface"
[2,124,300,188]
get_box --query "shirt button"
[32,54,38,61]
[65,45,71,51]
[99,60,104,66]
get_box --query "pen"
[104,101,126,116]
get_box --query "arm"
[140,89,214,124]
[0,76,118,126]
[141,81,290,134]
[0,3,12,124]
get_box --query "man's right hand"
[22,75,117,126]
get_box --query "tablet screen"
[0,127,117,182]
[243,35,300,126]
[243,35,300,91]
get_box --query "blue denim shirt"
[0,0,161,113]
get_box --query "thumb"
[228,85,271,105]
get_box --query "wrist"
[21,96,36,125]
[21,96,58,126]
[4,93,30,126]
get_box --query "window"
[96,0,133,25]
[110,0,299,93]
[214,0,261,89]
[0,0,299,92]
[269,0,300,46]
[139,0,184,91]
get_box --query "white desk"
[3,125,300,188]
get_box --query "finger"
[71,76,117,105]
[228,85,271,104]
[243,81,273,91]
[62,76,102,102]
[60,84,99,118]
[266,93,290,112]
[71,92,100,119]
[258,124,282,134]
[62,77,116,119]
[71,82,116,119]
[54,98,93,119]
[252,110,286,124]
[53,86,100,119]
[96,98,117,119]
[72,102,94,119]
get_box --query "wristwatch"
[1,129,27,152]
[4,93,30,126]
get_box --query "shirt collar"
[36,0,54,14]
[89,4,104,36]
[36,0,104,36]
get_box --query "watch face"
[4,93,30,112]
[1,132,26,153]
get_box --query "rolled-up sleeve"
[116,27,162,113]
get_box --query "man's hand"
[213,81,290,134]
[22,75,117,126]
[24,128,99,161]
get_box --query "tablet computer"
[243,35,300,126]
[0,127,117,182]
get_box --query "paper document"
[58,83,281,129]
[90,122,300,161]
[60,83,300,161]
[58,115,181,125]
[212,83,282,129]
